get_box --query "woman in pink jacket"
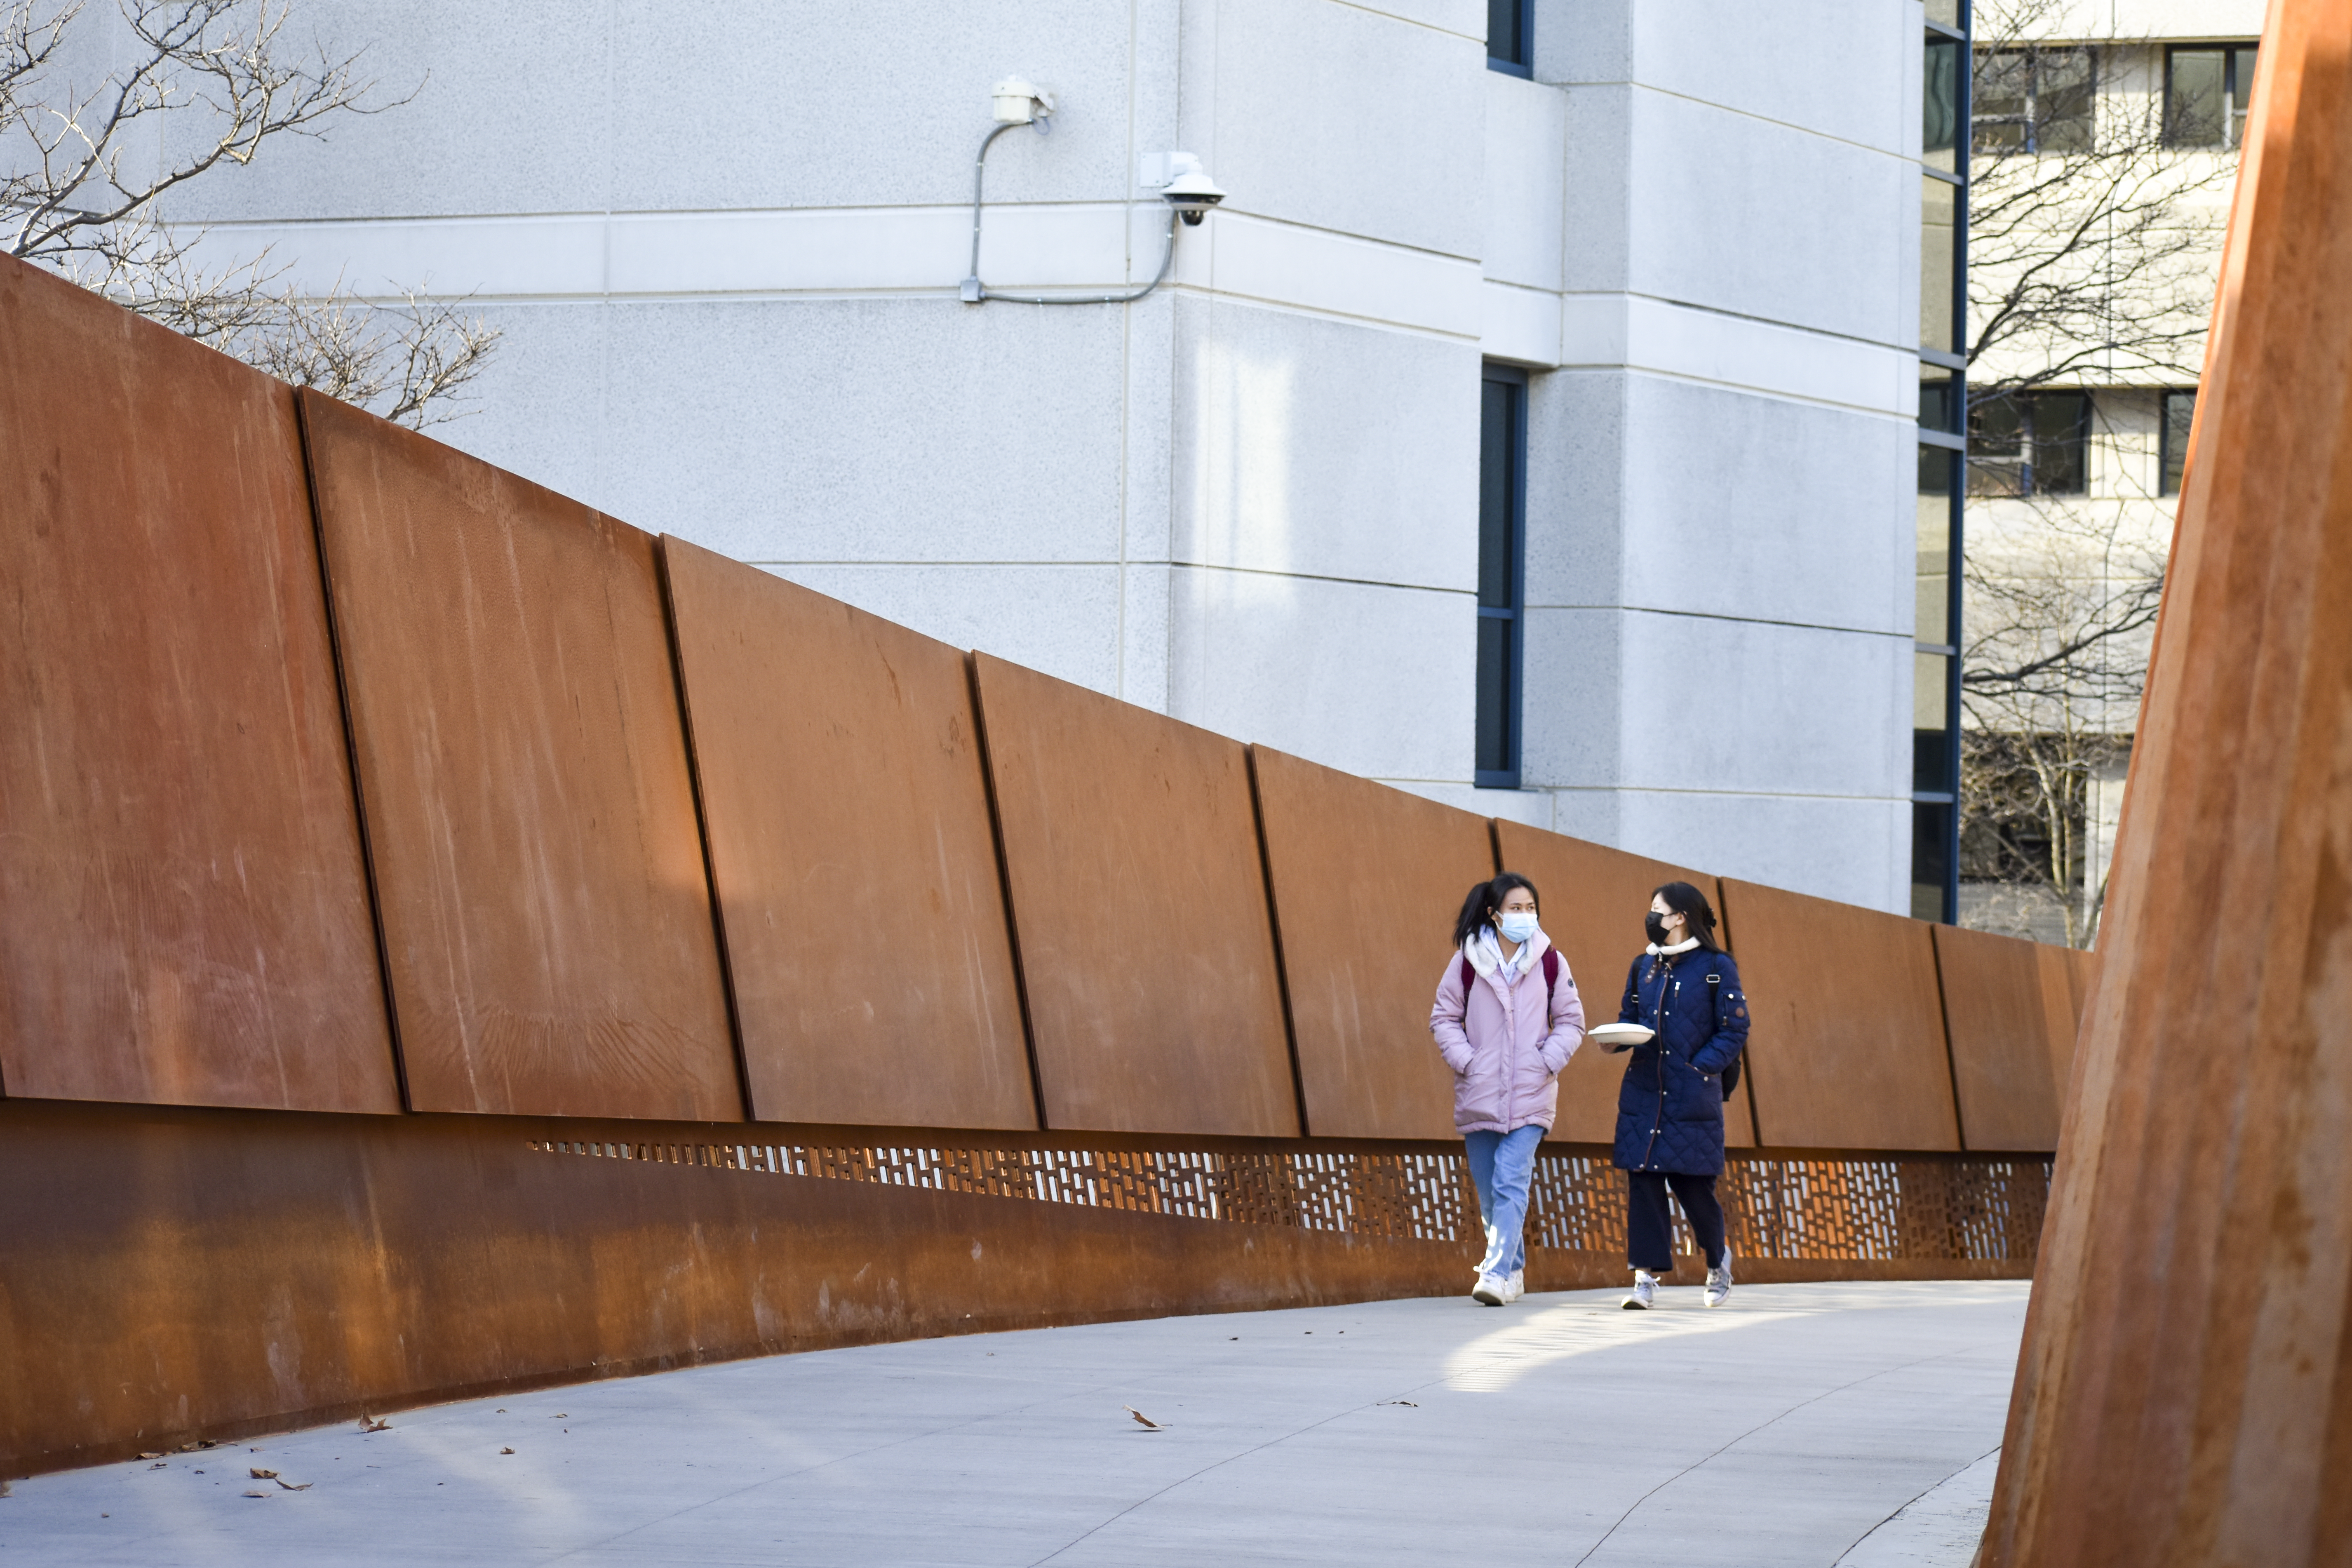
[1429,872,1587,1305]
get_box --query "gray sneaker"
[1704,1248,1733,1309]
[1621,1269,1659,1310]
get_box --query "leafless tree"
[2,0,498,427]
[1953,0,2238,945]
[1960,498,2162,947]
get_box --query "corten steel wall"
[972,653,1299,1136]
[1932,925,2078,1152]
[0,256,397,1113]
[661,537,1036,1129]
[0,1100,1479,1476]
[1250,745,1497,1139]
[1495,822,1757,1145]
[301,393,740,1121]
[1983,5,2352,1562]
[1720,878,1962,1150]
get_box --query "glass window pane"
[2230,45,2259,146]
[1924,37,1960,170]
[1479,379,1516,608]
[2162,389,2197,496]
[1920,369,1956,433]
[1912,801,1952,921]
[2169,49,2226,146]
[1487,0,1525,67]
[1917,484,1953,646]
[1969,396,2027,496]
[1915,651,1950,734]
[1918,442,1955,496]
[1476,614,1513,774]
[1925,0,1960,27]
[2039,48,2095,152]
[1921,176,1959,353]
[1976,49,2030,150]
[2031,391,2089,495]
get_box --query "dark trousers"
[1626,1171,1726,1272]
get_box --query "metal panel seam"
[652,537,756,1120]
[1245,745,1313,1138]
[965,651,1049,1130]
[293,389,411,1112]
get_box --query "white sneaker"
[1621,1269,1659,1310]
[1704,1249,1733,1309]
[1471,1273,1508,1306]
[1503,1269,1525,1303]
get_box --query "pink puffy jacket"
[1429,933,1587,1135]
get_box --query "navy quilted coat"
[1612,948,1750,1176]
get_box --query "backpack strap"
[1459,954,1476,995]
[1705,961,1743,1097]
[1541,947,1560,1009]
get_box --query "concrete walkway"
[1,1280,2026,1566]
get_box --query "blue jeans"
[1464,1124,1545,1279]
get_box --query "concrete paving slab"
[0,1279,2026,1567]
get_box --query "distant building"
[1954,0,2258,940]
[146,2,1943,911]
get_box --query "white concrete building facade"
[137,0,1932,910]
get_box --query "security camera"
[1163,168,1226,225]
[1139,151,1227,225]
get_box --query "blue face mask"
[1497,911,1540,945]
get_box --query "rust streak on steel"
[0,255,396,1112]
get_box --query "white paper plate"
[1587,1023,1655,1051]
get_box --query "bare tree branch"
[2,0,494,428]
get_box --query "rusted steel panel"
[660,538,1034,1129]
[1250,746,1495,1139]
[0,1100,1468,1476]
[971,654,1297,1135]
[1718,879,1960,1151]
[0,1101,2047,1477]
[1983,9,2352,1562]
[0,257,395,1111]
[1492,823,1754,1146]
[1932,926,2066,1152]
[300,393,739,1120]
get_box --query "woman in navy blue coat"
[1612,880,1748,1310]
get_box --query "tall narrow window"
[1968,391,2090,496]
[1476,366,1527,787]
[1487,0,1531,75]
[2161,389,2197,496]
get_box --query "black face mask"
[1644,912,1671,946]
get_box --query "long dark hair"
[1652,880,1721,952]
[1452,872,1540,947]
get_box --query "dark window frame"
[1476,364,1529,789]
[2164,43,2258,149]
[1487,0,1532,76]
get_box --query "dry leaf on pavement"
[1123,1405,1167,1430]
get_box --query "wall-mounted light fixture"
[960,83,1225,306]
